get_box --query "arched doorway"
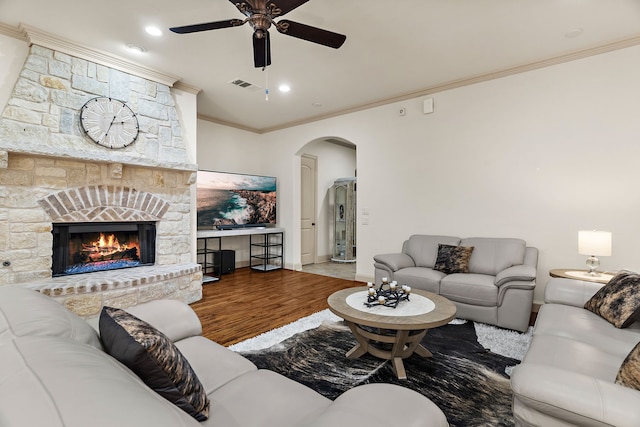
[297,137,356,280]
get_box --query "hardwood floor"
[189,267,363,346]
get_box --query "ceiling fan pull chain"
[264,64,269,101]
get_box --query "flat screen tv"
[196,170,277,229]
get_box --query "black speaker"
[213,250,235,275]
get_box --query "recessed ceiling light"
[126,44,146,53]
[278,84,291,93]
[312,102,322,107]
[145,26,163,37]
[565,28,583,38]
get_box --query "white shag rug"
[228,309,342,352]
[229,309,533,365]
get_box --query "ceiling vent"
[229,79,262,92]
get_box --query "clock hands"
[100,115,118,146]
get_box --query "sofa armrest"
[544,277,604,307]
[373,253,415,272]
[308,383,449,427]
[511,363,640,427]
[494,264,536,287]
[125,300,203,342]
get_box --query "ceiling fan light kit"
[170,0,346,68]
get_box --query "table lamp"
[578,230,612,276]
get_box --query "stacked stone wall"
[0,45,192,170]
[0,44,202,314]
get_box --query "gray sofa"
[0,286,449,427]
[511,278,640,426]
[374,235,538,332]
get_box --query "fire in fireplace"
[52,222,156,276]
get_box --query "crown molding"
[254,34,640,134]
[173,81,202,95]
[0,22,27,40]
[197,114,262,134]
[19,24,180,87]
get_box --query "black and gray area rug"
[238,318,530,427]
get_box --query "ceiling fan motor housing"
[170,0,345,68]
[249,14,272,36]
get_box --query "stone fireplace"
[0,37,202,317]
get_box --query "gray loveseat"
[0,286,449,427]
[511,277,640,426]
[374,235,538,332]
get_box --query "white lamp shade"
[578,230,612,256]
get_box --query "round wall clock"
[80,97,140,149]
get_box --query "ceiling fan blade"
[253,30,272,68]
[170,19,244,34]
[276,20,346,49]
[229,0,254,17]
[267,0,311,17]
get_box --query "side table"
[549,269,613,284]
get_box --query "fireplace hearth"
[52,222,156,277]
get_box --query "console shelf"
[197,227,285,279]
[250,231,284,272]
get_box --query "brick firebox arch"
[38,186,170,222]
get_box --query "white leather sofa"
[0,286,449,427]
[374,235,538,332]
[511,278,640,426]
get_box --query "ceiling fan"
[170,0,347,68]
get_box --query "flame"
[81,233,137,261]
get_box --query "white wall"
[247,45,640,303]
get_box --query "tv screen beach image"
[197,171,276,228]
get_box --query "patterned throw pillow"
[616,341,640,390]
[433,244,474,274]
[99,306,210,421]
[584,270,640,328]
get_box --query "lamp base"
[586,256,600,276]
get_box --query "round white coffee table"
[327,287,457,380]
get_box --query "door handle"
[312,223,316,226]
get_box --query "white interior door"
[300,155,317,265]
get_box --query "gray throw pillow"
[99,306,210,421]
[616,341,640,390]
[433,244,474,274]
[584,270,640,328]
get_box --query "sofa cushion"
[584,270,640,328]
[403,235,460,268]
[433,244,474,274]
[174,336,257,394]
[126,299,203,342]
[305,383,449,427]
[460,238,526,276]
[523,334,624,382]
[203,369,331,427]
[616,341,640,390]
[534,303,640,357]
[99,306,210,421]
[393,267,446,294]
[440,273,497,306]
[0,286,102,350]
[0,335,200,427]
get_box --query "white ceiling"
[1,0,639,133]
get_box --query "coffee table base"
[344,320,432,380]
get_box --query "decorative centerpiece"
[365,277,411,308]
